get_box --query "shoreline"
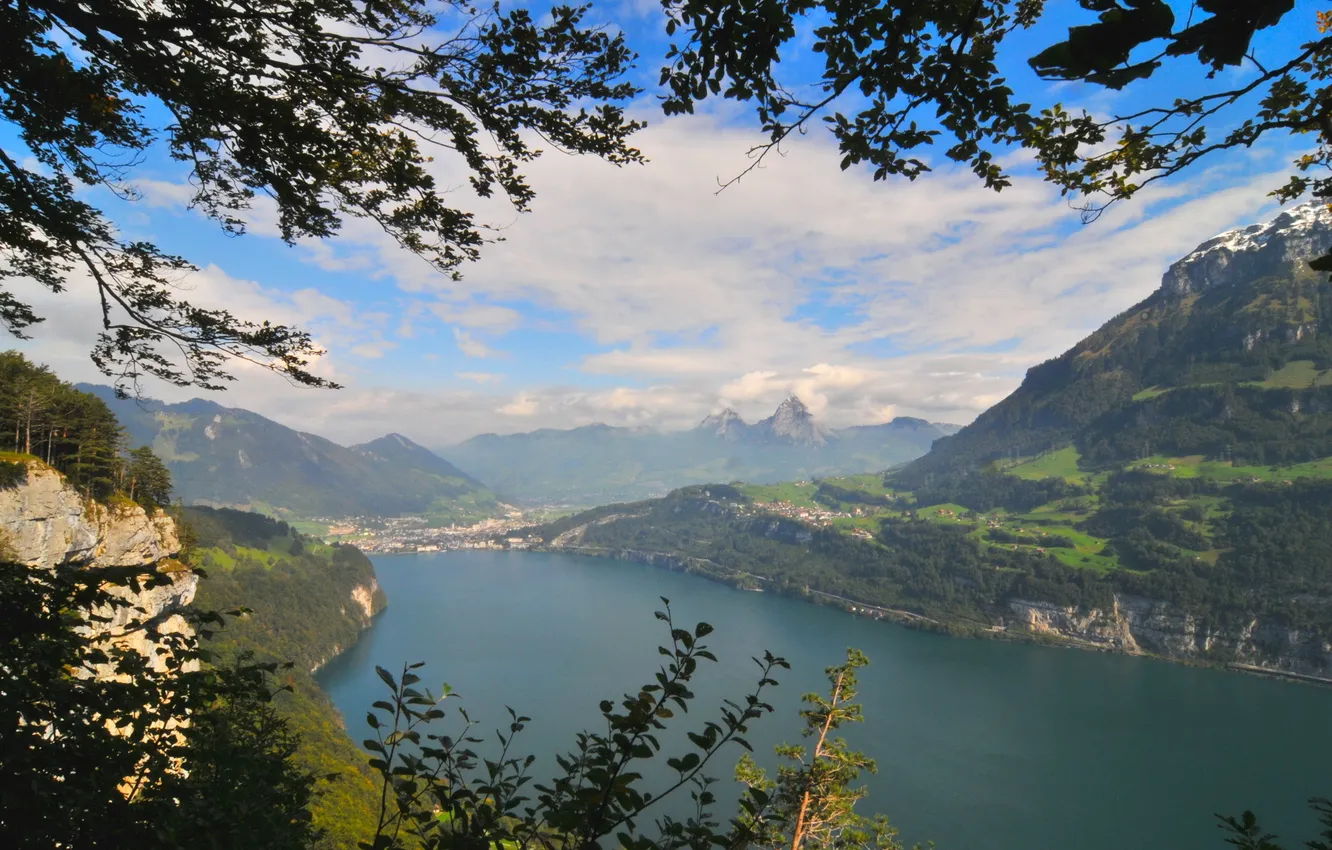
[502,543,1332,689]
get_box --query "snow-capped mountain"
[1160,201,1332,297]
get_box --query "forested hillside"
[905,202,1332,483]
[82,384,503,523]
[519,208,1332,678]
[185,507,386,849]
[517,207,1332,679]
[522,471,1332,677]
[0,352,171,506]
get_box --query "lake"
[317,551,1332,850]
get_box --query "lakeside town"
[311,492,884,554]
[313,514,541,553]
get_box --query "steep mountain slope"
[81,386,501,521]
[748,395,827,445]
[697,409,748,441]
[903,201,1332,483]
[351,433,484,487]
[184,506,386,848]
[440,398,957,504]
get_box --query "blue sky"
[9,1,1327,445]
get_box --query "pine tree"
[126,446,172,510]
[733,649,906,850]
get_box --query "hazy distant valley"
[437,396,959,505]
[84,385,958,521]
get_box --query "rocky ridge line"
[1159,200,1332,297]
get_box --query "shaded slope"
[903,202,1332,483]
[81,386,500,520]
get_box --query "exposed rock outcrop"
[751,396,827,446]
[696,408,749,441]
[0,462,195,678]
[1009,595,1332,680]
[350,579,381,621]
[0,465,180,568]
[1159,201,1332,298]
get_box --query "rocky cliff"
[1008,595,1332,680]
[752,396,827,445]
[0,462,195,676]
[1159,201,1332,297]
[696,408,749,441]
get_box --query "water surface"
[318,551,1332,850]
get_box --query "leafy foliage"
[1,0,641,391]
[658,0,1330,265]
[127,445,172,510]
[358,602,793,850]
[0,460,24,490]
[0,558,314,849]
[734,649,904,850]
[357,602,911,850]
[1,352,175,508]
[1217,798,1332,850]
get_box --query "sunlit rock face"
[0,465,180,568]
[1159,201,1332,298]
[0,462,196,678]
[1008,595,1332,680]
[751,396,827,446]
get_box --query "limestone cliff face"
[350,579,380,621]
[1008,595,1332,679]
[1159,201,1332,298]
[0,462,195,677]
[0,465,180,568]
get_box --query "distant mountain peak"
[697,408,749,441]
[1160,201,1332,298]
[755,395,826,445]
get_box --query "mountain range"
[438,398,958,504]
[80,386,502,522]
[900,199,1332,483]
[79,385,956,516]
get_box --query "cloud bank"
[8,109,1296,447]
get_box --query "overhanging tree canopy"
[658,0,1331,264]
[0,0,642,393]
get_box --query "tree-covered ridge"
[2,379,1327,850]
[183,506,388,850]
[84,384,503,522]
[0,351,171,507]
[519,463,1332,674]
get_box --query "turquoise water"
[318,551,1332,850]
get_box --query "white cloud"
[261,108,1294,436]
[452,328,497,359]
[498,394,539,417]
[6,100,1310,445]
[430,302,521,331]
[456,371,504,384]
